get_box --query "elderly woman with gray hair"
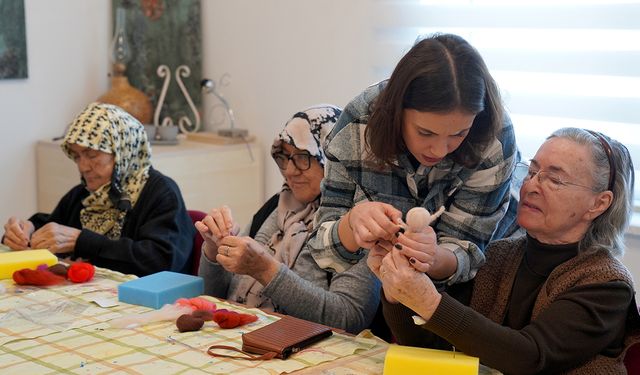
[371,127,640,373]
[197,105,380,334]
[2,102,194,276]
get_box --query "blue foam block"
[118,271,204,309]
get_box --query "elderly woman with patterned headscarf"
[197,105,381,334]
[2,102,194,276]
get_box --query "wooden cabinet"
[36,139,264,225]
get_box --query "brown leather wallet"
[208,315,333,360]
[242,315,333,359]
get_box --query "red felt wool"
[67,262,95,283]
[13,269,66,286]
[212,309,258,329]
[239,313,259,325]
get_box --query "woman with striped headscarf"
[2,102,194,276]
[196,105,381,334]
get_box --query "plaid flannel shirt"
[307,82,520,284]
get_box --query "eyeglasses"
[514,162,596,192]
[273,152,313,171]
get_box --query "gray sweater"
[198,209,380,334]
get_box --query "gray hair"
[548,127,635,257]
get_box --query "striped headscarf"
[61,102,152,239]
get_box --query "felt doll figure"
[404,207,445,233]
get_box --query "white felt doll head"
[405,206,445,232]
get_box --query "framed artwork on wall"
[112,0,202,128]
[0,0,28,79]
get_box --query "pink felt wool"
[176,297,216,312]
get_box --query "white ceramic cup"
[143,124,157,141]
[157,126,178,141]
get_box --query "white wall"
[0,0,110,220]
[624,235,640,284]
[0,0,378,217]
[200,0,376,197]
[0,0,637,282]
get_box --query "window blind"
[369,0,640,208]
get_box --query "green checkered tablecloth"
[0,266,387,374]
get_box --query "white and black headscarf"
[269,104,342,263]
[270,105,341,168]
[229,104,342,309]
[61,102,152,239]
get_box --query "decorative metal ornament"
[153,64,201,133]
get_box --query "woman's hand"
[194,206,239,261]
[397,225,457,280]
[30,222,80,254]
[343,202,403,251]
[2,217,35,250]
[366,239,394,279]
[367,240,400,303]
[216,236,280,286]
[379,248,442,321]
[394,226,438,273]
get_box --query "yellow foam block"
[384,344,479,375]
[0,249,58,279]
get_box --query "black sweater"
[31,168,194,276]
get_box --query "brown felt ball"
[191,310,214,321]
[48,263,69,277]
[176,314,204,332]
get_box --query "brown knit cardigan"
[471,236,640,374]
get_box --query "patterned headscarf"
[61,102,152,239]
[270,105,341,167]
[229,104,342,310]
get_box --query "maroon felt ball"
[48,263,69,277]
[176,314,204,332]
[191,310,214,321]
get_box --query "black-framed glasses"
[514,162,597,192]
[273,152,313,171]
